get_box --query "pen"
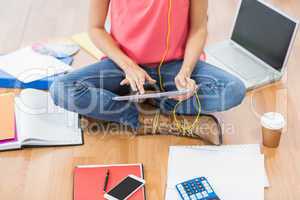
[103,169,110,192]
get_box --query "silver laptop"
[205,0,299,90]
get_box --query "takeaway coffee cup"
[261,112,285,148]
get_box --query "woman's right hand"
[120,62,156,94]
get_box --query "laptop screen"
[231,0,297,71]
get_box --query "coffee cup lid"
[261,112,285,130]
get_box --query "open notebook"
[0,89,83,151]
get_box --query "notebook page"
[17,89,79,129]
[15,89,82,145]
[167,149,266,186]
[170,144,270,187]
[170,144,261,154]
[0,140,21,151]
[166,147,265,200]
[15,103,82,145]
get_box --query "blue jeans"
[50,59,246,129]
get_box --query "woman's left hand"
[172,71,197,101]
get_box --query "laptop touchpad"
[211,44,269,80]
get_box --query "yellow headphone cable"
[157,0,201,132]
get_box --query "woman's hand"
[120,62,156,94]
[172,70,197,101]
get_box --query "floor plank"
[0,0,33,52]
[0,0,300,200]
[21,0,89,46]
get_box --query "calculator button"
[181,192,187,197]
[183,196,189,200]
[205,186,210,190]
[196,193,203,199]
[202,191,208,197]
[207,188,213,193]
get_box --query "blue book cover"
[0,56,72,90]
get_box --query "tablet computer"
[112,89,191,101]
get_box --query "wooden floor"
[1,0,300,199]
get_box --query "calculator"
[176,177,220,200]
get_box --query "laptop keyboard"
[210,43,269,81]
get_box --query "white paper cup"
[261,112,285,148]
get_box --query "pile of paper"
[0,47,72,83]
[165,144,268,200]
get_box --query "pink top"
[110,0,190,65]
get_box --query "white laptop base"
[205,40,282,90]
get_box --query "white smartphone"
[104,175,145,200]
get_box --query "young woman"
[50,0,246,144]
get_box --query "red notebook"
[74,164,145,200]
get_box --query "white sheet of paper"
[165,145,266,200]
[169,144,270,187]
[0,47,72,83]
